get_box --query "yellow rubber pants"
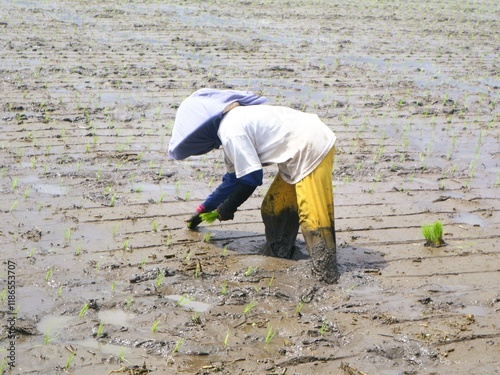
[261,147,338,283]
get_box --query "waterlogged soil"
[1,1,499,374]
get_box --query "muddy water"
[1,0,499,374]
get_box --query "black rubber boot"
[261,207,300,259]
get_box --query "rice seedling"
[184,190,191,201]
[191,311,201,324]
[221,280,228,295]
[110,193,117,207]
[57,286,63,297]
[0,358,5,374]
[422,221,445,247]
[245,266,256,277]
[44,330,59,344]
[79,302,89,318]
[111,281,116,292]
[203,231,213,242]
[223,330,230,348]
[242,300,257,316]
[65,353,74,370]
[151,220,158,232]
[119,348,130,364]
[125,297,134,310]
[11,177,18,190]
[158,192,166,203]
[194,261,201,279]
[173,338,184,353]
[123,239,130,251]
[319,321,329,336]
[200,211,218,224]
[64,228,72,242]
[295,300,306,316]
[9,200,18,213]
[112,224,120,238]
[177,294,191,307]
[268,274,275,290]
[151,320,160,333]
[45,267,53,282]
[265,323,278,346]
[155,271,164,287]
[97,322,104,337]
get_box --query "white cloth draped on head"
[168,88,267,160]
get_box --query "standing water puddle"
[36,315,75,336]
[452,212,487,227]
[166,295,210,312]
[97,309,136,327]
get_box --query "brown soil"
[1,1,499,374]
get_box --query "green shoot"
[221,245,228,257]
[192,311,201,324]
[45,267,53,282]
[9,200,18,213]
[119,348,130,364]
[152,220,158,232]
[97,322,104,337]
[177,294,190,306]
[57,286,63,297]
[221,280,228,295]
[242,300,257,316]
[110,193,117,206]
[155,271,164,287]
[422,221,445,247]
[245,266,256,277]
[295,300,306,315]
[223,330,230,348]
[65,353,74,370]
[44,330,59,344]
[265,323,278,345]
[203,231,213,242]
[173,338,184,353]
[158,192,166,203]
[151,320,160,333]
[125,297,134,310]
[79,302,89,318]
[319,321,329,336]
[268,274,275,290]
[64,228,72,242]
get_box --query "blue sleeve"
[202,170,263,211]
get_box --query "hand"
[217,204,235,221]
[186,205,205,229]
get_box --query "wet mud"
[1,1,499,374]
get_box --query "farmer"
[168,88,338,283]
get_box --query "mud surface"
[1,1,499,374]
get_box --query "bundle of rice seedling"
[200,210,218,224]
[422,221,445,247]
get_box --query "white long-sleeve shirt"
[218,105,336,184]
